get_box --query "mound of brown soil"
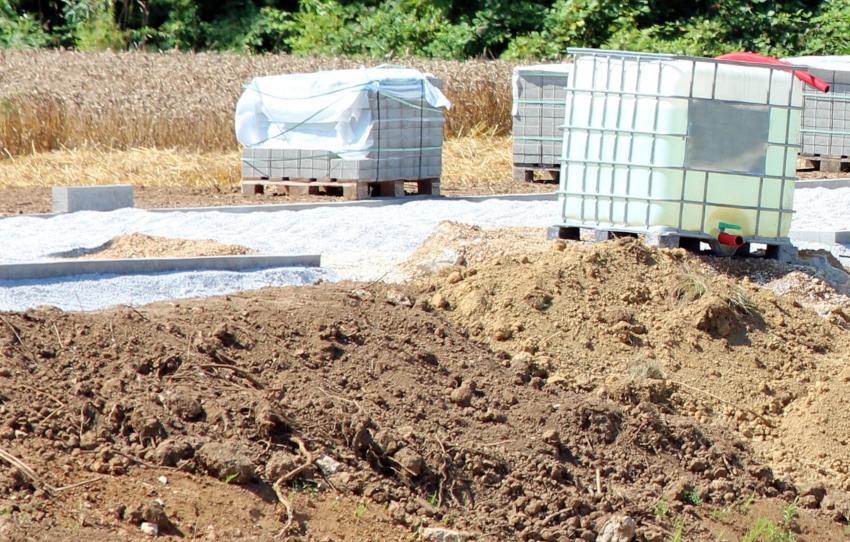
[3,284,842,541]
[399,221,550,278]
[423,236,850,492]
[51,233,251,259]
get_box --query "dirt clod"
[392,447,425,478]
[596,515,636,542]
[153,438,194,467]
[420,527,472,542]
[196,441,255,484]
[449,382,475,406]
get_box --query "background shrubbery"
[1,0,850,58]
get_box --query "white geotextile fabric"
[511,63,572,116]
[0,198,555,311]
[235,67,451,158]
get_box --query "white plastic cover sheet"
[235,67,450,158]
[511,63,572,116]
[783,56,850,72]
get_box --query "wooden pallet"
[241,177,440,200]
[546,225,797,263]
[799,153,850,173]
[512,164,560,183]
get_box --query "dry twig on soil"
[272,436,317,538]
[0,447,56,495]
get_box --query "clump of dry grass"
[441,134,513,191]
[672,263,758,316]
[0,49,516,157]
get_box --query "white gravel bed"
[0,198,557,311]
[792,186,850,232]
[0,188,845,312]
[0,268,331,312]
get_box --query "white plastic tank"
[559,49,803,243]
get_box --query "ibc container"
[558,49,803,247]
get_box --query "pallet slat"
[512,164,560,183]
[241,178,440,200]
[547,225,796,263]
[799,153,850,173]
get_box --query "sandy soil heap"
[51,233,251,259]
[424,235,850,495]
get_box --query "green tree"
[804,0,850,54]
[0,0,50,47]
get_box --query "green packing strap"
[246,97,341,147]
[800,128,850,136]
[243,146,443,156]
[513,136,563,142]
[803,92,850,102]
[243,81,371,101]
[379,91,443,113]
[515,99,566,105]
[517,72,571,78]
[247,93,442,148]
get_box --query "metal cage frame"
[557,48,803,244]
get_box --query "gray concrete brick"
[52,185,134,213]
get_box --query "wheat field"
[0,49,515,157]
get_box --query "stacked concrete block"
[512,66,570,167]
[241,78,444,182]
[800,67,850,157]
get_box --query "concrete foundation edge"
[790,230,850,245]
[0,254,322,281]
[796,179,850,189]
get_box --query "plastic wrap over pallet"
[235,66,450,160]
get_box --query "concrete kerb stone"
[790,230,850,245]
[0,254,321,281]
[52,185,134,213]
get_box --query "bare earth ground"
[0,136,550,215]
[1,174,843,216]
[2,239,850,540]
[0,182,554,216]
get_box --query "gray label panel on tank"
[685,99,770,176]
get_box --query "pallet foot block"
[52,185,134,213]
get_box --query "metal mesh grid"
[558,48,801,243]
